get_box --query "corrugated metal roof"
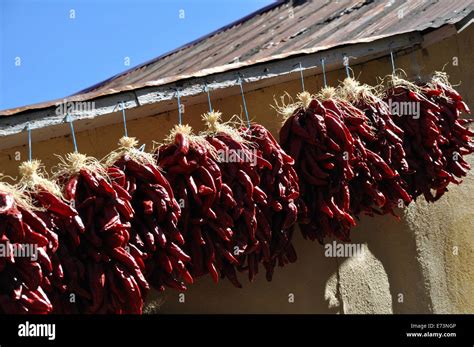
[2,0,472,116]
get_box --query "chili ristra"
[204,129,263,286]
[384,73,473,202]
[240,123,303,280]
[339,78,412,218]
[106,137,191,292]
[0,184,54,314]
[54,153,148,314]
[279,91,359,241]
[157,125,245,287]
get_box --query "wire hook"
[25,122,32,162]
[390,50,396,75]
[204,82,213,112]
[237,75,251,129]
[321,58,328,88]
[120,101,128,137]
[65,114,78,153]
[176,88,183,125]
[343,55,351,79]
[296,62,305,92]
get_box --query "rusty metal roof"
[2,0,472,116]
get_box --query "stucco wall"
[1,26,473,314]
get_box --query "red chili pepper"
[35,190,76,218]
[175,132,190,155]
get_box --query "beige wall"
[2,26,473,314]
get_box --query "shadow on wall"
[351,213,433,314]
[145,230,342,314]
[144,210,433,314]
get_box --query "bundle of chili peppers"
[279,91,358,241]
[384,73,473,202]
[106,137,192,292]
[240,122,303,280]
[0,179,54,314]
[201,114,268,285]
[16,160,84,313]
[54,153,149,313]
[157,125,247,287]
[339,78,412,218]
[199,112,301,283]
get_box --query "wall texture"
[1,26,472,314]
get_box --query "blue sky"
[0,0,274,111]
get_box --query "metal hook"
[390,50,396,75]
[321,58,328,88]
[343,55,351,78]
[204,82,213,112]
[295,62,305,92]
[176,88,183,125]
[120,101,128,137]
[65,114,78,153]
[237,75,251,129]
[25,122,32,162]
